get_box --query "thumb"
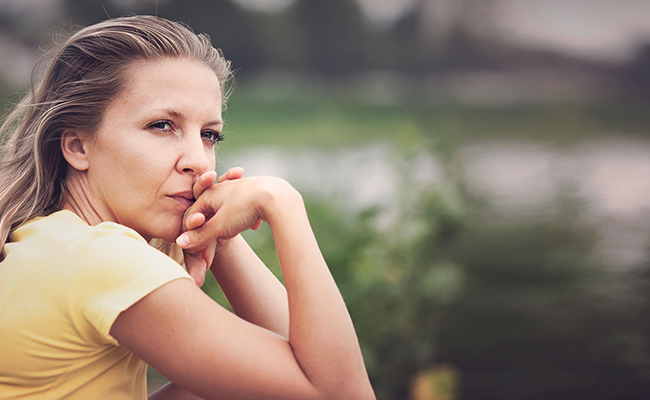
[177,221,213,250]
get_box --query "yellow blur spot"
[410,364,461,400]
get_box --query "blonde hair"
[0,15,233,262]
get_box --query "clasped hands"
[176,167,263,287]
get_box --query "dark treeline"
[61,0,445,75]
[0,0,647,101]
[59,0,650,101]
[59,0,454,76]
[61,0,410,75]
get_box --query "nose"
[177,134,211,175]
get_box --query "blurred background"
[1,0,650,398]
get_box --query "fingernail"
[176,234,190,247]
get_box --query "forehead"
[109,58,223,119]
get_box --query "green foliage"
[434,211,650,400]
[222,86,423,149]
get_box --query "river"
[219,137,650,270]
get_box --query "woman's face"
[83,57,222,242]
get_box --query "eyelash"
[202,130,225,146]
[148,120,174,132]
[147,120,224,146]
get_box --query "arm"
[183,168,289,338]
[111,177,375,400]
[264,181,372,394]
[145,238,291,399]
[210,234,289,338]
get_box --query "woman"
[0,15,375,400]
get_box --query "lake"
[220,137,650,270]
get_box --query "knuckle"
[193,228,206,242]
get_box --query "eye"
[201,130,225,146]
[147,120,174,133]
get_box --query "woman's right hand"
[177,175,296,252]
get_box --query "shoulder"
[12,210,193,345]
[16,210,166,260]
[9,210,190,285]
[80,219,171,272]
[10,209,148,254]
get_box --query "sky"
[496,0,650,61]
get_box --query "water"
[219,138,650,269]
[218,143,442,211]
[460,138,650,269]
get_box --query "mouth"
[167,191,195,209]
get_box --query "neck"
[61,169,110,226]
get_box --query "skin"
[61,57,375,400]
[62,58,223,244]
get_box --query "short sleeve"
[69,223,192,346]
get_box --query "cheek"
[92,146,162,198]
[111,138,175,174]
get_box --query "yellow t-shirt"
[0,210,193,399]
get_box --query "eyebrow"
[156,109,223,126]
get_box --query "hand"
[180,167,260,287]
[175,176,290,253]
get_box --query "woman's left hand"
[180,167,260,287]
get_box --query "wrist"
[255,178,303,224]
[209,234,240,271]
[215,235,238,255]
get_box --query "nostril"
[178,143,211,174]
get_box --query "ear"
[60,130,90,171]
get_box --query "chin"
[156,227,183,243]
[144,218,183,243]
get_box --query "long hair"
[0,15,233,262]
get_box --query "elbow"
[354,384,376,400]
[347,388,376,400]
[341,388,376,400]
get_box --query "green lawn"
[220,84,650,153]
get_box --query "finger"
[177,225,209,249]
[184,244,214,287]
[251,219,263,231]
[182,190,217,227]
[193,170,217,199]
[185,257,207,287]
[177,213,226,250]
[217,166,244,183]
[186,170,244,219]
[183,212,206,232]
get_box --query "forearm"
[173,176,374,398]
[210,234,289,338]
[265,186,374,399]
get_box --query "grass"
[219,83,650,153]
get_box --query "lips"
[168,191,194,208]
